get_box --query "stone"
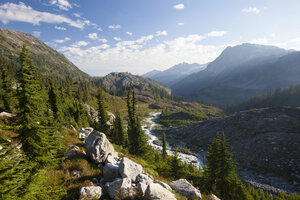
[157,181,172,191]
[137,182,148,196]
[85,130,115,164]
[144,183,176,200]
[79,186,102,199]
[105,153,119,165]
[207,194,221,200]
[105,178,132,199]
[136,173,153,185]
[0,112,14,119]
[103,163,120,182]
[119,157,143,182]
[169,179,202,200]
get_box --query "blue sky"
[0,0,300,76]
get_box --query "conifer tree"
[48,79,61,123]
[112,112,125,146]
[97,86,109,133]
[171,149,182,179]
[162,132,167,161]
[17,44,56,166]
[0,67,12,112]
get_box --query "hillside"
[171,44,299,106]
[0,29,89,80]
[100,72,172,97]
[160,107,300,193]
[143,62,208,87]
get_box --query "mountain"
[100,72,172,96]
[161,107,300,193]
[171,43,298,106]
[0,29,89,80]
[143,62,208,87]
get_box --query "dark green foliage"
[97,86,109,133]
[0,67,12,112]
[127,90,148,155]
[47,79,61,123]
[17,44,56,166]
[162,132,167,161]
[112,112,126,147]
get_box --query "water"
[142,112,204,169]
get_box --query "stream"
[142,112,204,169]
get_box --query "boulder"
[79,186,102,199]
[144,183,176,200]
[136,174,154,195]
[119,157,143,182]
[105,178,132,199]
[79,127,94,140]
[157,181,172,191]
[207,194,221,200]
[85,130,115,164]
[103,163,120,182]
[0,112,14,119]
[105,154,119,165]
[169,179,202,200]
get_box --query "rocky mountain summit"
[161,107,300,193]
[67,128,205,199]
[100,72,172,96]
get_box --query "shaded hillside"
[171,44,299,107]
[227,84,300,113]
[0,29,89,80]
[100,72,172,97]
[143,62,208,87]
[163,107,300,193]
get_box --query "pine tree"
[48,79,61,123]
[171,149,182,179]
[97,86,109,133]
[112,112,125,146]
[0,67,12,112]
[17,44,56,166]
[162,132,167,161]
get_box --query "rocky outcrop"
[157,181,172,191]
[207,194,221,200]
[85,130,116,164]
[79,186,102,199]
[136,174,154,195]
[119,157,143,181]
[169,179,202,200]
[103,163,120,182]
[79,127,94,140]
[144,183,176,200]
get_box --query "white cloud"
[73,41,89,47]
[114,37,122,41]
[207,31,227,37]
[97,27,103,31]
[99,38,108,43]
[126,32,133,36]
[173,4,184,10]
[250,37,268,44]
[88,33,98,40]
[73,13,81,18]
[50,0,72,11]
[242,7,260,14]
[270,33,276,38]
[0,2,87,29]
[54,37,71,43]
[177,22,184,26]
[108,24,121,30]
[55,26,66,30]
[156,30,168,36]
[59,31,229,76]
[32,31,40,37]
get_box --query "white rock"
[169,179,202,200]
[157,181,172,191]
[80,186,102,199]
[136,173,153,185]
[119,157,143,182]
[103,163,120,182]
[144,183,176,200]
[85,130,115,164]
[137,182,148,196]
[208,194,221,200]
[105,178,132,199]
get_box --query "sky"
[0,0,300,76]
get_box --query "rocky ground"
[66,127,208,200]
[157,107,300,194]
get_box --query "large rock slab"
[103,163,120,182]
[169,179,202,199]
[144,183,176,200]
[157,181,172,191]
[85,130,115,164]
[119,157,143,181]
[79,186,102,199]
[136,173,154,195]
[105,178,132,199]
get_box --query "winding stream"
[142,112,204,169]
